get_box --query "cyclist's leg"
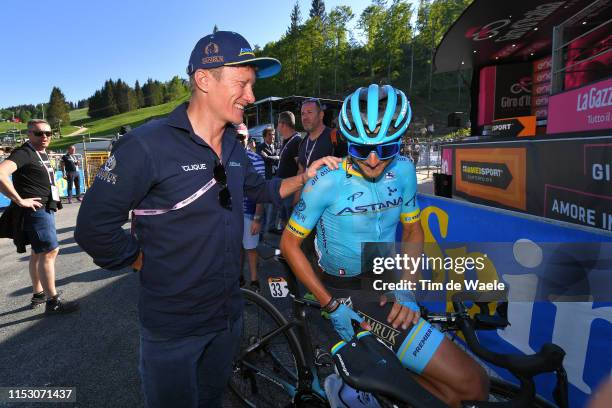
[413,335,489,407]
[353,299,488,407]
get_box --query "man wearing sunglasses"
[75,31,340,408]
[0,119,78,314]
[281,85,488,407]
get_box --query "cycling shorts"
[323,273,444,374]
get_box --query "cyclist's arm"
[293,162,305,205]
[399,158,424,277]
[280,167,336,307]
[383,159,424,328]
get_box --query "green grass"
[0,122,26,133]
[49,94,189,151]
[69,108,90,122]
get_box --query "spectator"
[0,119,78,314]
[276,111,301,229]
[61,145,82,203]
[257,126,280,234]
[235,124,264,292]
[74,31,339,407]
[297,98,346,175]
[248,138,257,152]
[296,98,347,273]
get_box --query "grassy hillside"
[50,93,189,150]
[69,108,89,122]
[0,122,26,133]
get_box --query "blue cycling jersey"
[287,156,421,277]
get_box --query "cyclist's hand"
[330,303,370,342]
[305,156,342,179]
[380,291,420,330]
[17,197,43,210]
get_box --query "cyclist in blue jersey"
[281,85,488,407]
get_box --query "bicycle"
[229,252,569,407]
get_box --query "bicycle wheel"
[486,378,557,407]
[229,288,306,408]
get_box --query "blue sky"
[0,0,395,108]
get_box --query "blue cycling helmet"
[339,84,412,145]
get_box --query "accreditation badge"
[51,185,60,202]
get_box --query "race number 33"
[267,277,289,298]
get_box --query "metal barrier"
[83,152,110,188]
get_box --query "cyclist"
[280,84,488,407]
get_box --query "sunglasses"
[236,135,247,141]
[348,141,401,161]
[213,162,232,210]
[32,130,53,137]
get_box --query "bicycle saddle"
[331,332,447,408]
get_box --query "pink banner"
[547,78,612,134]
[441,148,453,175]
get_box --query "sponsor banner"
[491,115,536,137]
[547,77,612,134]
[400,194,612,408]
[54,169,86,198]
[532,55,552,73]
[532,94,549,107]
[494,63,532,119]
[447,136,612,232]
[0,188,9,208]
[533,69,551,84]
[532,81,552,96]
[478,65,496,126]
[532,138,612,231]
[455,148,526,210]
[441,148,453,175]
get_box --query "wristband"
[323,297,340,313]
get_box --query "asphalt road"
[0,171,436,408]
[0,202,339,408]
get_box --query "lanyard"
[132,177,217,216]
[279,133,299,160]
[28,143,55,186]
[305,137,319,167]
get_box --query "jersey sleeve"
[398,157,421,224]
[6,148,30,169]
[286,166,337,238]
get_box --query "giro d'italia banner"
[398,194,612,407]
[443,135,612,233]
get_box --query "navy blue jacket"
[75,103,281,337]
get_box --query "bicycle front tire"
[229,288,306,408]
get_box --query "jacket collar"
[166,102,239,163]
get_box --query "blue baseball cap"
[187,31,281,79]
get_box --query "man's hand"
[330,303,371,341]
[17,197,43,211]
[132,251,144,272]
[305,156,342,179]
[250,219,262,235]
[380,291,420,330]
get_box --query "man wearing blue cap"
[75,31,340,408]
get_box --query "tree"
[309,0,326,19]
[134,80,145,108]
[164,76,188,102]
[142,79,165,107]
[213,24,219,33]
[328,6,354,94]
[46,87,70,130]
[288,1,301,35]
